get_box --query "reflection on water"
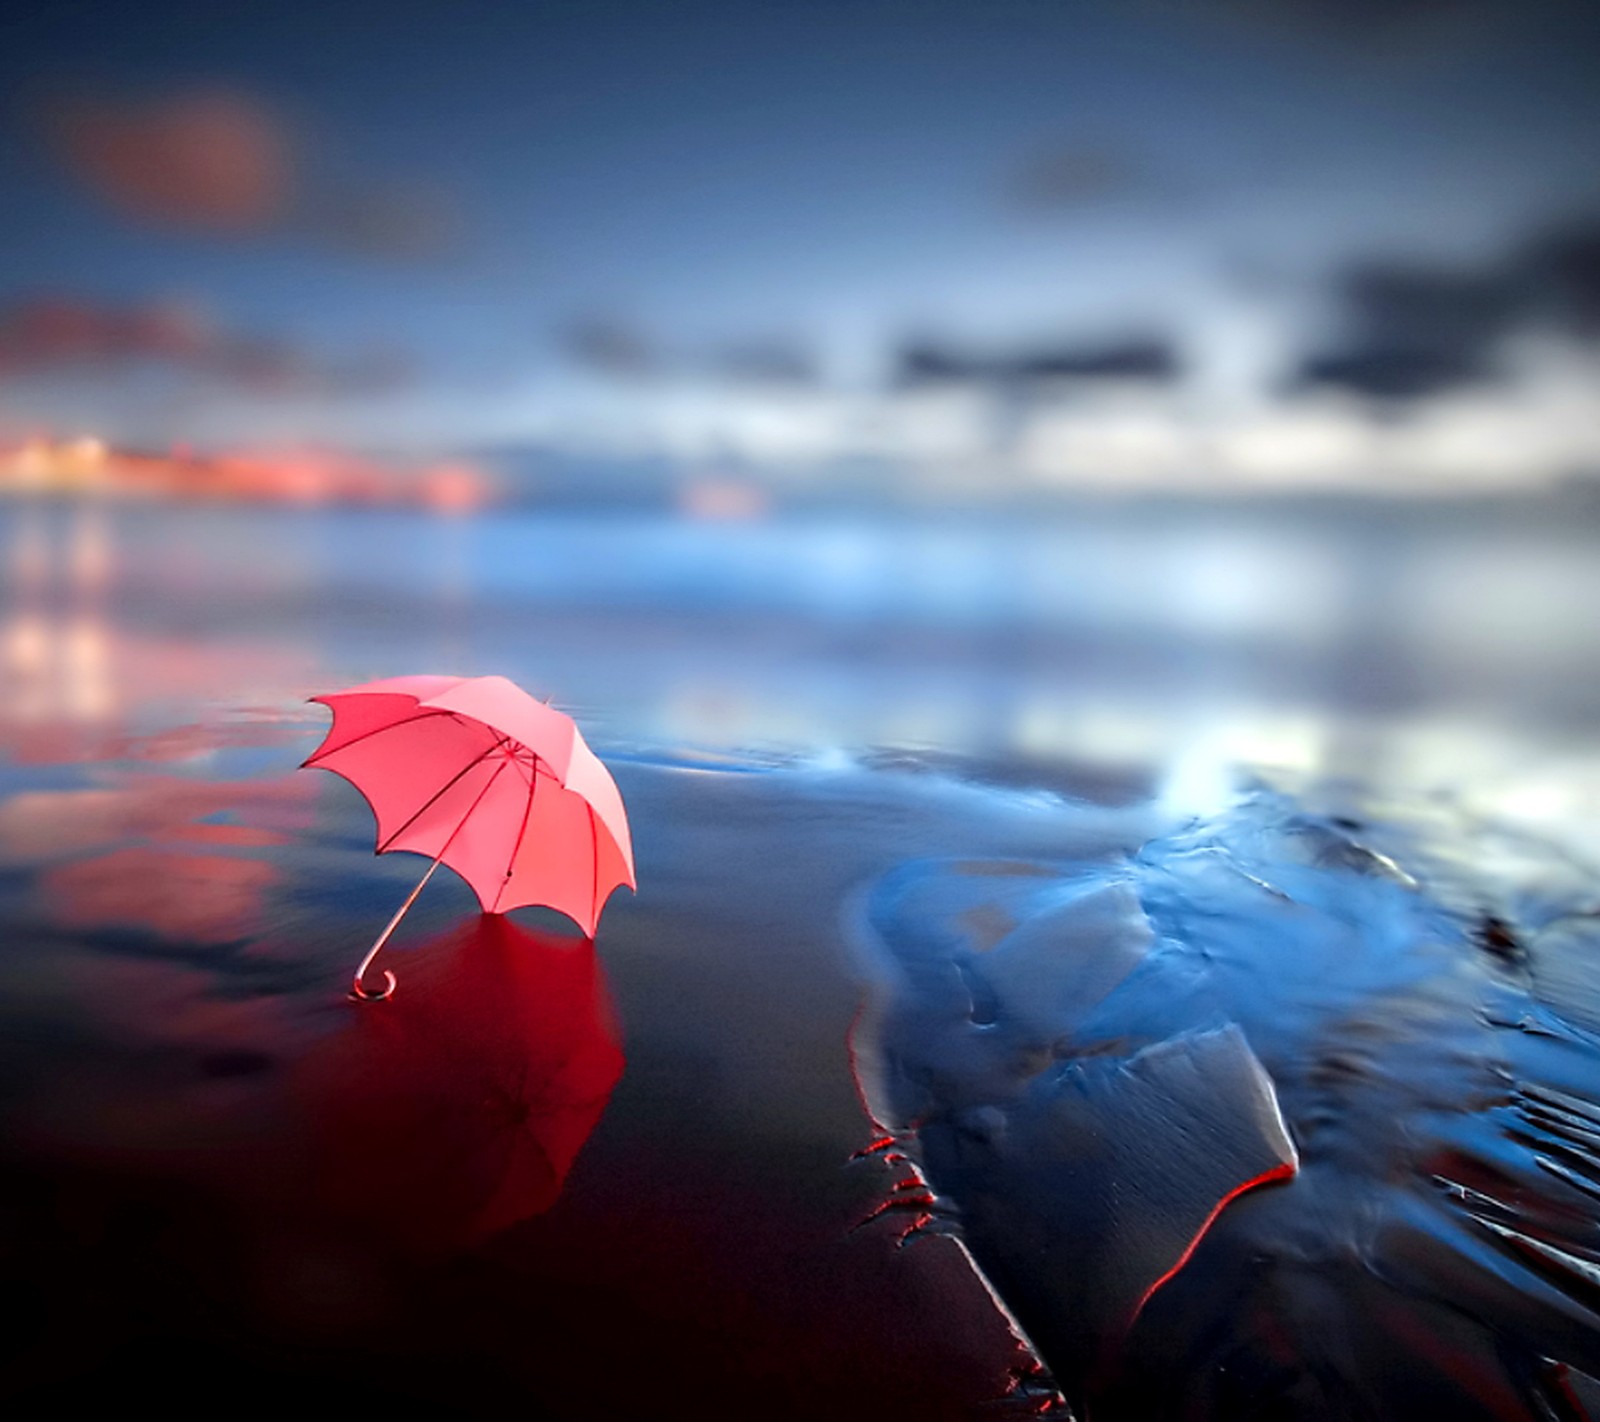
[5,501,113,730]
[2,910,621,1253]
[0,728,1044,1415]
[2,499,315,762]
[4,495,1599,806]
[2,493,1599,1415]
[0,760,630,1402]
[46,845,281,942]
[292,916,624,1253]
[0,764,313,942]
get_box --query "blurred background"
[3,0,1599,833]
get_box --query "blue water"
[7,497,1600,800]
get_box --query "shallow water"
[3,495,1600,1417]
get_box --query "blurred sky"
[2,0,1599,493]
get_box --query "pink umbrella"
[302,674,635,1000]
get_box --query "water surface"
[3,495,1599,1417]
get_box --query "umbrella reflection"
[290,915,624,1252]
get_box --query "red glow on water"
[1003,1357,1070,1415]
[0,437,493,509]
[21,767,312,941]
[1125,1159,1298,1330]
[292,915,625,1251]
[678,478,769,522]
[1543,1361,1598,1422]
[1373,1294,1533,1422]
[421,461,489,514]
[44,844,279,942]
[855,1190,937,1225]
[844,999,894,1137]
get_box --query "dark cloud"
[303,181,463,263]
[1007,144,1147,213]
[561,318,659,378]
[705,339,817,386]
[1341,267,1521,352]
[1294,215,1600,400]
[0,297,415,398]
[1517,221,1600,339]
[1293,265,1520,399]
[897,336,1180,388]
[561,319,818,386]
[1294,347,1490,401]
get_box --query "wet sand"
[10,721,1600,1418]
[849,787,1600,1418]
[5,498,1600,1418]
[0,731,1072,1416]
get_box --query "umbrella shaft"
[350,758,509,1001]
[355,855,444,983]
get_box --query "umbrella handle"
[350,966,398,1003]
[350,856,445,1001]
[349,758,510,1002]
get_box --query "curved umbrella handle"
[351,967,398,1002]
[350,856,444,1001]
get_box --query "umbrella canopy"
[303,674,635,997]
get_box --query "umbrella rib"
[350,759,510,1001]
[375,734,513,854]
[589,806,599,936]
[495,761,539,911]
[303,708,471,767]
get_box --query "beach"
[3,495,1600,1417]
